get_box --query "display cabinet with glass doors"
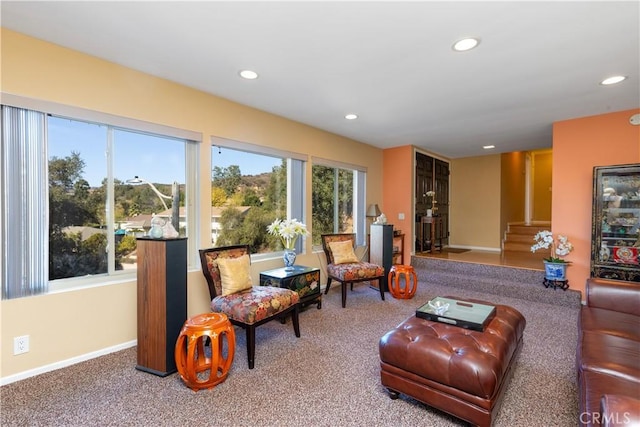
[591,164,640,282]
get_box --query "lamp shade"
[366,204,381,218]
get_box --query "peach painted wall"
[382,145,413,259]
[0,28,384,381]
[553,109,640,297]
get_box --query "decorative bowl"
[428,300,449,315]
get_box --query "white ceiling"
[2,1,639,158]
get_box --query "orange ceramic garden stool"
[388,265,418,299]
[174,312,235,391]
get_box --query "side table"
[260,265,322,309]
[543,278,569,290]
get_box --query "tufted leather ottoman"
[379,297,526,427]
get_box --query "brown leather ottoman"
[379,298,526,427]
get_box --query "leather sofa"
[577,278,640,426]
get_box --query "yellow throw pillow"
[329,240,359,264]
[217,254,253,296]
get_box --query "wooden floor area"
[415,248,545,271]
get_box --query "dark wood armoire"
[416,152,450,251]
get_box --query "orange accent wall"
[382,145,414,258]
[553,109,640,297]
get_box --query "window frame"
[1,93,201,296]
[210,136,307,260]
[311,157,367,249]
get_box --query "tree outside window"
[311,165,354,246]
[210,147,291,254]
[48,116,188,280]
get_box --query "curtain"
[1,105,48,299]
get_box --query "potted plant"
[267,218,309,270]
[531,231,574,281]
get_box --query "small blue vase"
[283,249,296,270]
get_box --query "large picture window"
[210,138,305,255]
[48,117,189,280]
[1,100,199,298]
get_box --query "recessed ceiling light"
[239,70,258,80]
[600,75,627,85]
[453,38,480,52]
[345,114,358,120]
[483,145,495,150]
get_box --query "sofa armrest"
[586,278,640,316]
[600,394,640,426]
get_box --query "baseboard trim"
[0,340,137,386]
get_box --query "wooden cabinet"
[370,224,394,291]
[591,164,640,282]
[392,234,405,265]
[136,237,187,376]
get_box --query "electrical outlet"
[13,335,29,355]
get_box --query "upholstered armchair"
[199,245,300,369]
[321,233,385,308]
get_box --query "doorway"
[415,152,450,251]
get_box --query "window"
[1,100,199,298]
[48,117,189,281]
[311,160,366,247]
[210,138,305,255]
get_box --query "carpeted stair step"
[411,256,581,308]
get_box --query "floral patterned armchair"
[199,245,300,369]
[321,234,385,308]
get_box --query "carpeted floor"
[1,275,579,427]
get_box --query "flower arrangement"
[531,230,574,263]
[267,218,308,250]
[425,190,437,211]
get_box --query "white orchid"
[531,230,574,263]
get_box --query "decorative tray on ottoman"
[416,297,496,332]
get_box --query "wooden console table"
[419,215,443,253]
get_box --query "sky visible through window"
[49,117,280,187]
[212,146,282,176]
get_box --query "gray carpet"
[1,271,579,426]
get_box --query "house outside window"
[48,116,190,281]
[1,100,199,298]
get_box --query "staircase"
[502,221,551,257]
[412,255,581,308]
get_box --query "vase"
[543,260,568,281]
[283,249,296,270]
[599,242,610,262]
